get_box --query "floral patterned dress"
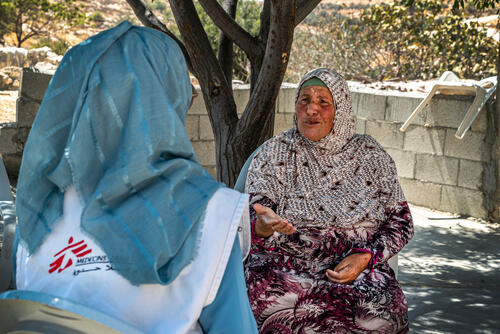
[245,196,413,333]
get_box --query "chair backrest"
[0,290,142,334]
[233,147,399,276]
[0,156,16,292]
[234,149,260,193]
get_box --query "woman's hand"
[325,252,372,284]
[253,203,296,238]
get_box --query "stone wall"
[1,69,495,219]
[0,69,52,182]
[0,47,60,90]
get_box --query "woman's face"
[295,85,335,141]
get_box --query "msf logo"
[49,236,92,274]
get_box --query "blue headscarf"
[16,21,222,285]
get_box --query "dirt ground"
[0,91,17,123]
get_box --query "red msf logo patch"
[49,236,92,274]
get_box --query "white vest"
[16,186,250,333]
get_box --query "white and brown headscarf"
[246,68,405,229]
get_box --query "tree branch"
[258,0,271,45]
[198,0,262,64]
[170,0,243,183]
[295,0,321,26]
[125,0,194,73]
[169,0,238,126]
[237,0,295,151]
[217,0,238,86]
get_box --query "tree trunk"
[169,0,240,186]
[220,0,296,186]
[168,0,296,186]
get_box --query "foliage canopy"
[0,0,84,47]
[286,0,497,82]
[148,0,261,83]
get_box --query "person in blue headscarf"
[14,21,257,334]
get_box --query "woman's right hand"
[253,203,296,238]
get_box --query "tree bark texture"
[126,0,319,186]
[217,0,238,88]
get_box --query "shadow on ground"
[398,206,500,333]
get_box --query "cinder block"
[204,166,217,179]
[12,126,30,152]
[365,121,404,149]
[0,126,19,154]
[425,95,475,129]
[19,68,52,101]
[399,178,442,208]
[187,87,208,116]
[440,185,487,219]
[233,85,251,117]
[385,94,428,125]
[185,115,199,141]
[483,162,496,193]
[199,115,214,140]
[385,148,415,179]
[273,113,294,136]
[415,154,459,185]
[403,126,445,155]
[1,153,22,180]
[458,159,484,190]
[189,85,251,117]
[192,140,215,166]
[355,117,366,134]
[16,97,40,127]
[351,91,386,120]
[276,85,297,114]
[444,130,488,162]
[469,106,487,133]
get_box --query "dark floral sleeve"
[352,201,414,268]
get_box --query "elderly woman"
[244,68,414,333]
[14,22,257,334]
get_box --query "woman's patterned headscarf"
[294,68,356,154]
[246,68,404,228]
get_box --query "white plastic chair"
[399,71,497,139]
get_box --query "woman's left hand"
[325,253,372,284]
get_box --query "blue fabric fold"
[16,21,222,285]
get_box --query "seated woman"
[14,21,257,334]
[244,68,414,333]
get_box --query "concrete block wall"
[186,83,298,177]
[1,70,494,219]
[350,86,493,219]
